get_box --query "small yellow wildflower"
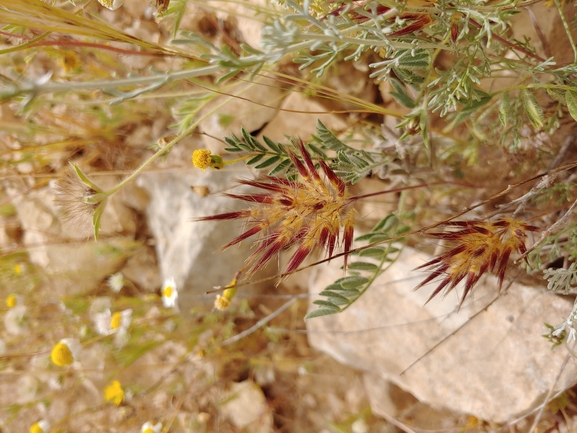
[110,312,122,330]
[192,149,225,171]
[141,421,162,433]
[14,263,22,274]
[104,380,125,406]
[58,50,81,73]
[51,338,79,366]
[214,284,237,311]
[161,277,178,308]
[30,419,50,433]
[6,294,17,308]
[192,149,212,170]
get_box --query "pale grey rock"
[137,137,264,307]
[11,185,136,296]
[222,380,273,433]
[307,246,577,423]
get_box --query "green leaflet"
[521,90,544,130]
[305,214,410,319]
[565,90,577,123]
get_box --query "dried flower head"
[107,272,124,293]
[214,285,237,311]
[30,419,50,433]
[197,140,356,280]
[415,218,538,308]
[53,164,107,239]
[104,380,125,406]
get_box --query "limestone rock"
[137,137,266,308]
[11,185,138,296]
[306,246,577,423]
[222,380,273,433]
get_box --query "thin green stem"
[106,80,262,197]
[104,130,188,197]
[553,0,577,64]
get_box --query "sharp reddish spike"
[459,272,482,309]
[287,148,309,179]
[415,256,444,270]
[343,221,354,270]
[497,248,512,289]
[252,231,281,255]
[444,221,475,227]
[517,243,527,256]
[224,193,274,204]
[318,159,345,195]
[284,244,313,276]
[326,231,337,259]
[489,248,500,271]
[263,176,301,188]
[297,139,321,183]
[237,179,286,194]
[195,210,251,221]
[413,265,448,290]
[248,237,288,274]
[219,225,263,251]
[425,277,452,304]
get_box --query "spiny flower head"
[53,163,107,239]
[30,419,50,433]
[415,218,538,308]
[196,139,356,279]
[51,338,80,367]
[104,380,125,406]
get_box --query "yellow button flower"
[30,419,49,433]
[104,380,125,406]
[51,338,79,366]
[192,149,212,170]
[6,294,17,308]
[192,149,225,171]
